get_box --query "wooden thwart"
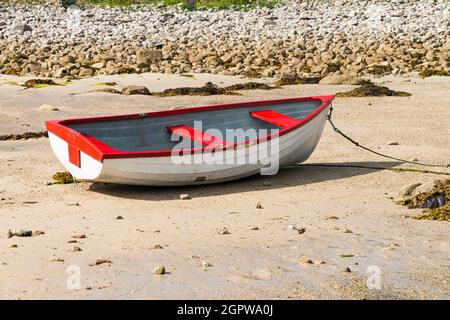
[250,110,301,128]
[167,124,231,148]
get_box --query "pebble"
[388,141,399,145]
[115,215,123,220]
[256,203,263,209]
[179,194,191,200]
[69,246,82,252]
[152,244,163,249]
[7,229,32,238]
[287,225,306,234]
[38,104,59,111]
[250,226,259,230]
[344,267,352,273]
[201,261,211,268]
[51,257,64,263]
[93,259,112,266]
[71,234,86,239]
[154,265,166,275]
[299,257,314,265]
[217,227,230,235]
[9,244,18,248]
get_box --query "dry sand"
[0,73,449,299]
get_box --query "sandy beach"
[0,72,449,299]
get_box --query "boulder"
[79,67,95,77]
[136,49,163,65]
[14,24,32,33]
[121,85,151,96]
[59,55,75,66]
[399,182,421,198]
[413,180,444,196]
[319,74,352,85]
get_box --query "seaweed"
[419,70,449,78]
[90,82,118,86]
[0,131,48,141]
[367,65,392,76]
[24,79,59,89]
[224,82,274,91]
[117,67,137,74]
[153,82,239,97]
[397,180,449,222]
[336,82,412,97]
[242,69,263,78]
[275,74,321,86]
[51,172,77,185]
[327,62,343,73]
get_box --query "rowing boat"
[46,95,334,186]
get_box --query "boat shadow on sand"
[88,161,401,201]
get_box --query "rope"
[291,163,450,176]
[326,103,450,169]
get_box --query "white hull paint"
[48,105,329,186]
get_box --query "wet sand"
[0,73,449,299]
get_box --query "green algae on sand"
[24,79,60,89]
[398,180,450,222]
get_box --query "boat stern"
[46,121,103,181]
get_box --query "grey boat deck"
[67,100,322,152]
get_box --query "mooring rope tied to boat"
[326,102,450,169]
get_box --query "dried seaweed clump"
[52,172,76,184]
[154,82,238,97]
[398,179,450,222]
[336,82,412,97]
[275,74,321,86]
[0,131,48,141]
[224,82,274,91]
[24,79,58,88]
[419,70,449,78]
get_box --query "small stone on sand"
[115,215,123,220]
[217,227,230,235]
[71,234,86,239]
[69,246,82,252]
[388,141,399,145]
[39,104,59,111]
[153,244,163,249]
[179,194,191,200]
[256,203,263,209]
[94,259,112,266]
[154,266,166,275]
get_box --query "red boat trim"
[68,145,81,167]
[167,124,231,148]
[250,110,301,128]
[45,95,335,161]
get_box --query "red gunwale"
[45,95,335,161]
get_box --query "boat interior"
[66,99,323,152]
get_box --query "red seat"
[250,110,301,128]
[167,125,231,148]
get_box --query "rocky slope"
[0,0,449,79]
